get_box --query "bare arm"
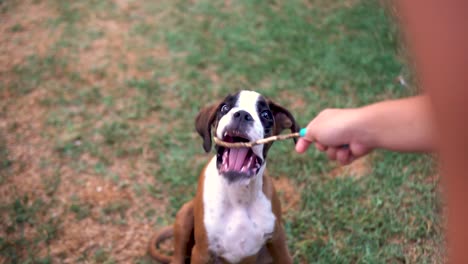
[353,95,433,152]
[297,0,468,261]
[296,95,434,164]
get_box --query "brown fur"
[148,171,293,264]
[148,96,296,263]
[148,226,173,263]
[195,103,220,153]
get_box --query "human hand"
[295,108,373,165]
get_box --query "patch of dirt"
[158,74,179,86]
[48,216,157,263]
[46,156,168,262]
[272,176,301,214]
[0,1,172,262]
[78,176,131,206]
[278,90,306,112]
[0,0,61,86]
[113,0,140,12]
[303,0,359,12]
[329,155,372,179]
[75,17,170,86]
[0,88,52,204]
[0,83,62,264]
[202,66,222,86]
[160,89,181,110]
[402,238,445,264]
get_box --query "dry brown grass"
[0,0,442,262]
[0,0,174,262]
[0,1,60,74]
[272,176,302,214]
[329,155,373,179]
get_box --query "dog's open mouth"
[217,130,262,178]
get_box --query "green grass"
[0,196,59,263]
[70,201,92,221]
[0,0,441,262]
[0,133,13,183]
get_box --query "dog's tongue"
[228,148,249,171]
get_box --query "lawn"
[0,0,442,263]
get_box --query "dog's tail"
[148,226,173,263]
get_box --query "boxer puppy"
[149,90,298,264]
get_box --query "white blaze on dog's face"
[215,91,271,182]
[195,90,299,183]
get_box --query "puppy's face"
[195,90,299,182]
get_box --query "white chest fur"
[203,157,276,263]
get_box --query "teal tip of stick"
[299,128,307,137]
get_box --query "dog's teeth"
[246,155,254,168]
[241,165,248,173]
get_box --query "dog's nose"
[233,110,253,122]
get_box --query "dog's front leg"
[190,244,212,264]
[239,255,258,264]
[173,200,195,264]
[266,223,293,264]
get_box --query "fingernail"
[299,128,307,137]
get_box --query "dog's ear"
[195,103,220,153]
[268,100,300,143]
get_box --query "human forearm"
[356,95,434,152]
[296,95,434,164]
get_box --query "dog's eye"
[260,110,272,120]
[220,104,230,114]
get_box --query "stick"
[213,132,300,148]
